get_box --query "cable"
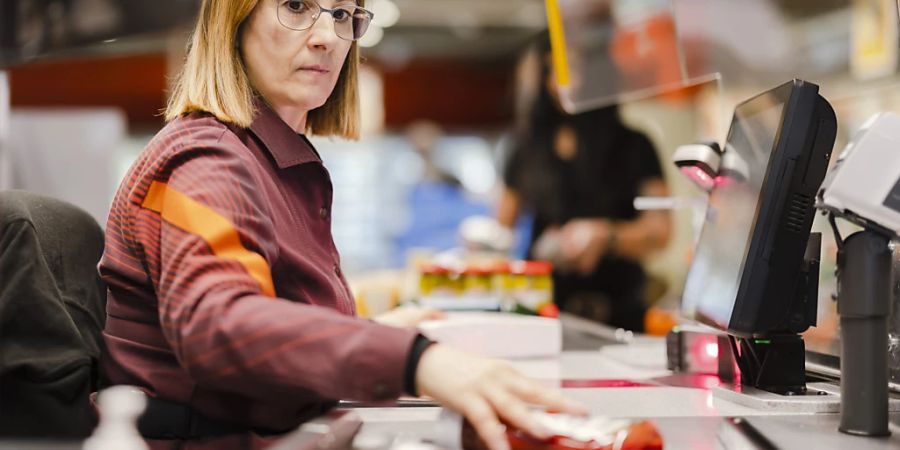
[829,213,843,250]
[743,338,763,371]
[728,335,749,378]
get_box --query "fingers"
[574,227,607,274]
[560,222,596,262]
[558,225,582,259]
[480,375,588,444]
[463,395,510,450]
[507,376,589,416]
[484,388,552,440]
[419,348,586,450]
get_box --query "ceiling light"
[359,25,384,48]
[372,0,400,28]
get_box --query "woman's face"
[241,0,354,125]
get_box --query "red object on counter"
[506,421,664,450]
[456,414,664,450]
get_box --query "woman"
[498,34,672,332]
[99,1,584,448]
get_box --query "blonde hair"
[165,0,361,139]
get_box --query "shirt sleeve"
[136,134,417,403]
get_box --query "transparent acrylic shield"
[549,0,897,114]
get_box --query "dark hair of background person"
[507,31,641,226]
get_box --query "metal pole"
[838,230,892,437]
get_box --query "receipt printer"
[818,112,900,234]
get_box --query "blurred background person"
[497,33,672,332]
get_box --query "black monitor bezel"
[692,79,834,337]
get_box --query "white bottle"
[82,385,149,450]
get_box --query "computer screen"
[682,97,786,327]
[682,80,835,336]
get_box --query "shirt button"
[334,264,341,276]
[319,207,328,219]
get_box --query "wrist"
[405,335,436,396]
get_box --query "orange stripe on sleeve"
[142,180,276,298]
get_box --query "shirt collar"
[248,98,321,169]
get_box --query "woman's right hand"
[415,344,588,450]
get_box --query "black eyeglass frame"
[275,0,375,41]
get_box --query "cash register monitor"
[682,79,836,337]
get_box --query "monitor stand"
[712,331,844,413]
[723,233,822,395]
[729,333,807,395]
[712,232,900,414]
[713,233,839,412]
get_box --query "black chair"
[0,190,106,438]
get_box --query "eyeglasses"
[276,0,375,41]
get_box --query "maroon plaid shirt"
[99,101,416,431]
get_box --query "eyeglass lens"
[277,0,372,41]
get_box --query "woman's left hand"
[373,306,445,328]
